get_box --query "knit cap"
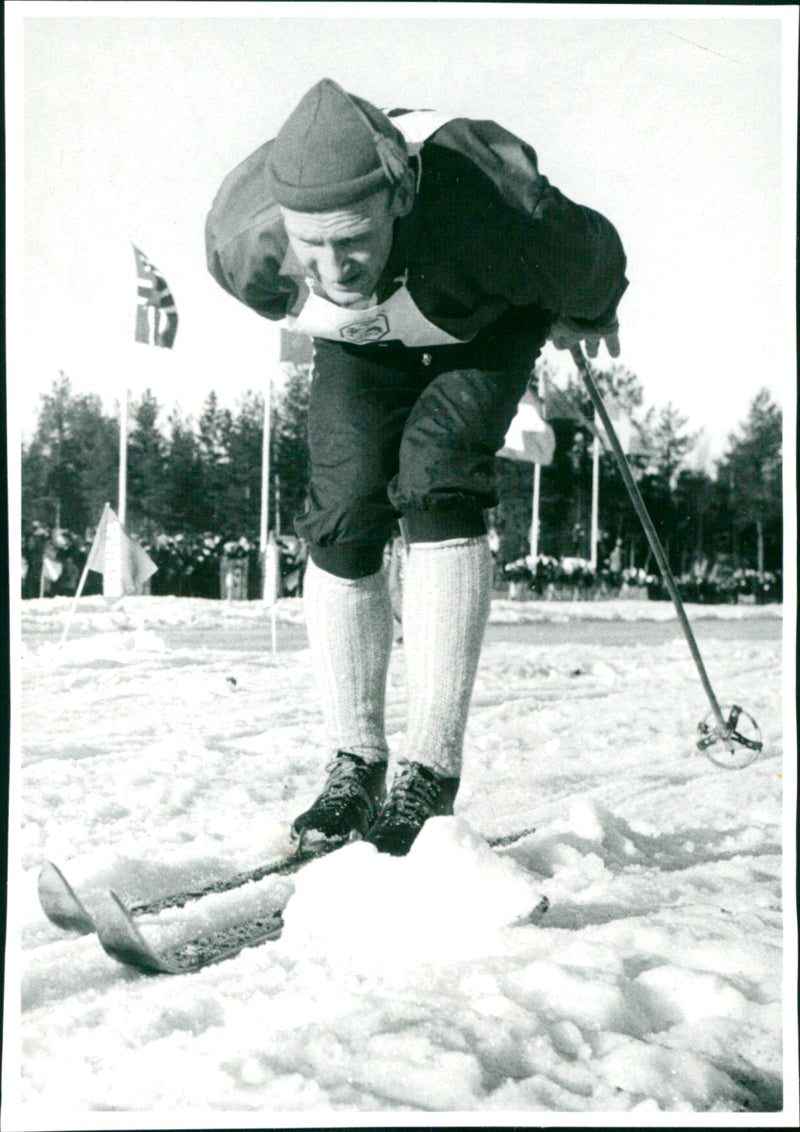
[267,78,409,211]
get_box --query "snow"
[4,594,796,1127]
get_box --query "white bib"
[285,282,463,347]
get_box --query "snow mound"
[280,817,545,969]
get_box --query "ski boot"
[292,752,387,845]
[365,760,459,856]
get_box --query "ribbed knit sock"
[401,535,492,778]
[303,557,394,763]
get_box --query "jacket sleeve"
[205,140,299,321]
[431,119,628,327]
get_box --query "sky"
[7,2,798,467]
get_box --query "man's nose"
[316,245,353,283]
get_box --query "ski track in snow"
[9,596,792,1122]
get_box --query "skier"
[206,78,627,855]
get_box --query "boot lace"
[318,753,380,809]
[382,761,442,825]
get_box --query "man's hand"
[549,317,620,359]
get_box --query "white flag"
[498,391,556,466]
[85,503,157,597]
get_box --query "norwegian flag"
[132,245,178,348]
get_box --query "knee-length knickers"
[296,306,551,579]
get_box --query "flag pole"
[589,434,600,570]
[260,353,277,652]
[530,462,541,561]
[270,567,278,656]
[58,557,93,648]
[259,369,272,560]
[118,384,128,528]
[58,502,109,647]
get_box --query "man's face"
[281,185,410,309]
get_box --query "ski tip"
[96,890,183,975]
[37,861,96,935]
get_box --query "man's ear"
[389,168,416,218]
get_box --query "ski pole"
[569,344,762,765]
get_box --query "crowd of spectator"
[500,553,782,604]
[20,523,308,601]
[21,521,781,605]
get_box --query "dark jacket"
[206,113,627,344]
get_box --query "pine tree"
[227,391,266,536]
[673,468,715,574]
[633,403,698,572]
[646,402,698,489]
[165,408,205,531]
[717,389,782,575]
[273,362,310,534]
[197,391,234,530]
[22,372,118,533]
[127,389,169,536]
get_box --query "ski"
[96,890,285,975]
[38,823,540,942]
[96,860,549,977]
[37,841,339,936]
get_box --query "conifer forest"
[20,360,782,605]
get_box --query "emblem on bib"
[340,313,390,345]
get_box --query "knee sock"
[303,556,393,763]
[401,535,492,778]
